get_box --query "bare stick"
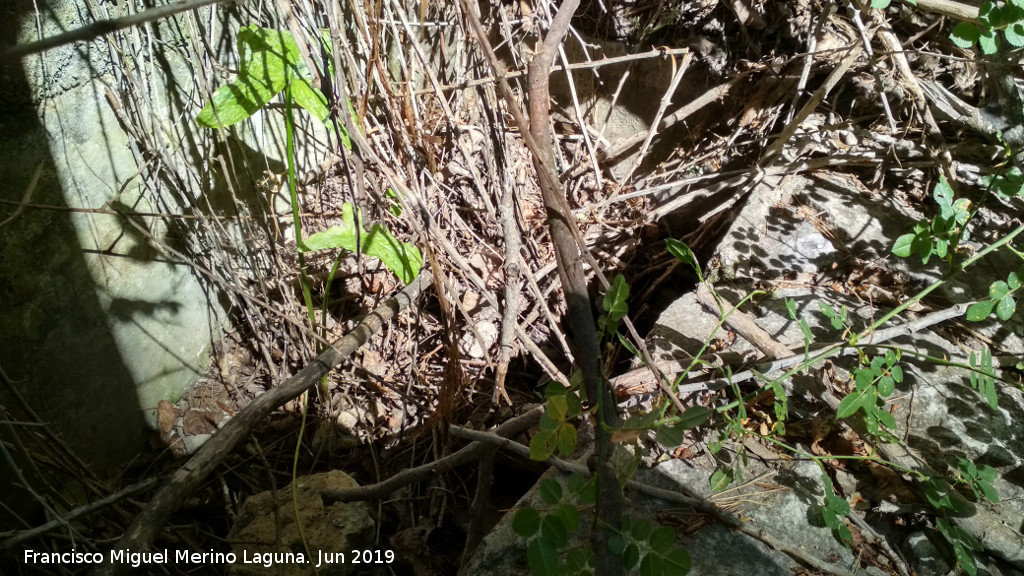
[92,271,432,576]
[2,0,228,61]
[321,406,543,503]
[2,478,159,550]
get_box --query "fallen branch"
[92,270,432,576]
[321,406,543,504]
[1,0,228,61]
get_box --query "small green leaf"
[710,469,732,492]
[513,507,541,537]
[608,533,626,555]
[979,1,1001,27]
[300,204,422,284]
[870,0,891,7]
[891,365,904,383]
[665,238,702,279]
[990,281,1011,300]
[639,553,662,576]
[950,22,981,48]
[878,375,895,397]
[547,395,568,422]
[678,406,712,429]
[539,478,563,506]
[540,515,569,546]
[837,389,864,419]
[854,368,873,391]
[978,480,1000,503]
[631,519,653,541]
[933,176,955,211]
[827,494,851,516]
[664,549,691,574]
[821,507,839,530]
[953,541,978,576]
[527,538,559,576]
[834,523,854,547]
[555,502,580,533]
[603,274,630,323]
[531,430,557,461]
[556,423,577,457]
[996,295,1016,321]
[977,464,998,484]
[979,27,1000,54]
[621,543,641,569]
[649,527,675,554]
[656,425,685,448]
[966,300,996,321]
[290,78,330,122]
[1008,270,1022,290]
[892,233,916,257]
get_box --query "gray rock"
[228,470,375,576]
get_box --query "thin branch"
[1,478,159,550]
[321,406,543,503]
[1,0,228,61]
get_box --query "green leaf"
[664,549,691,574]
[656,425,685,448]
[827,494,851,515]
[979,1,1001,27]
[836,389,864,419]
[990,281,1011,300]
[892,233,916,258]
[300,203,422,284]
[870,0,891,7]
[953,541,978,576]
[555,502,580,533]
[531,430,557,461]
[527,538,559,576]
[678,406,712,429]
[950,22,981,48]
[649,527,676,554]
[821,507,840,530]
[834,523,854,547]
[1008,270,1022,290]
[196,79,278,128]
[665,238,702,279]
[977,464,998,484]
[996,295,1016,321]
[979,27,1000,54]
[933,176,955,212]
[556,423,577,457]
[603,274,630,323]
[966,300,995,321]
[639,553,662,576]
[979,481,1000,503]
[617,332,639,356]
[290,78,330,122]
[891,365,903,383]
[539,478,563,506]
[785,298,798,320]
[878,375,895,397]
[540,515,569,546]
[983,378,998,411]
[631,519,653,541]
[513,507,541,537]
[622,543,641,569]
[547,395,568,422]
[854,368,873,391]
[710,469,732,492]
